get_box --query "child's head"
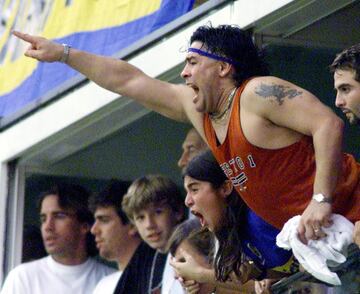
[122,175,186,253]
[183,151,247,282]
[168,218,213,261]
[167,218,215,294]
[183,150,233,232]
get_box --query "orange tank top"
[204,80,360,229]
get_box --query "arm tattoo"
[255,83,303,105]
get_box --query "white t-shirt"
[161,254,184,294]
[0,256,115,294]
[93,271,122,294]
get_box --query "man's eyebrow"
[185,55,196,62]
[335,83,351,90]
[95,214,109,220]
[40,210,66,215]
[39,210,70,219]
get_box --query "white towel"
[276,214,354,285]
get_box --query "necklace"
[210,87,237,122]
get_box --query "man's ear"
[219,62,233,78]
[221,180,233,198]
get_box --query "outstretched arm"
[12,31,197,123]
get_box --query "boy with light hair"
[121,174,186,294]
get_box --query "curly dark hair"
[330,43,360,82]
[190,24,269,86]
[184,150,247,282]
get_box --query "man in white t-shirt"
[0,183,115,294]
[90,180,142,294]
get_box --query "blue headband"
[187,47,238,66]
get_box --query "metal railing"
[271,244,360,293]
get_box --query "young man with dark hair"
[89,180,141,294]
[331,44,360,247]
[13,24,360,248]
[1,184,115,294]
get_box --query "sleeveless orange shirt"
[204,80,360,229]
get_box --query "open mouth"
[188,84,200,105]
[186,83,199,93]
[192,85,199,93]
[191,210,206,227]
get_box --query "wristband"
[312,193,332,204]
[59,44,71,63]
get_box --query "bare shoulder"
[243,76,305,105]
[241,76,339,137]
[241,76,319,115]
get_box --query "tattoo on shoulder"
[254,83,303,105]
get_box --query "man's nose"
[335,93,345,108]
[180,65,190,79]
[42,218,54,231]
[90,221,99,235]
[177,151,188,169]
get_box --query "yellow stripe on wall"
[43,0,161,38]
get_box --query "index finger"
[12,31,36,43]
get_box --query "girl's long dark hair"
[184,150,247,282]
[213,188,246,282]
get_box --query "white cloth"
[0,256,116,294]
[276,214,354,286]
[161,254,185,294]
[93,271,122,294]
